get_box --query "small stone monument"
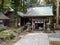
[46,23,51,32]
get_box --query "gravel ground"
[0,42,13,45]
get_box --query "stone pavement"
[32,31,60,41]
[48,31,60,41]
[14,33,50,45]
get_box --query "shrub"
[0,26,7,32]
[0,32,15,41]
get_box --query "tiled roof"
[18,6,53,17]
[0,11,9,19]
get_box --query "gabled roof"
[0,11,9,19]
[18,6,53,17]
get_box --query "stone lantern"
[46,23,51,32]
[26,22,31,32]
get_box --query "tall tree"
[56,0,59,25]
[0,0,4,10]
[11,0,21,27]
[11,0,28,27]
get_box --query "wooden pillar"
[24,18,26,26]
[32,19,33,30]
[49,17,51,23]
[56,0,59,26]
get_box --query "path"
[14,33,50,45]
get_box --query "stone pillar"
[32,19,35,30]
[44,19,45,30]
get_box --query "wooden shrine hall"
[18,6,53,30]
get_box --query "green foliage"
[0,27,8,32]
[11,0,20,14]
[0,0,60,16]
[1,0,11,12]
[0,28,6,32]
[13,29,21,34]
[30,0,37,6]
[44,0,53,4]
[11,0,38,13]
[0,28,22,41]
[0,31,15,41]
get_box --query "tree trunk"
[56,0,59,26]
[0,0,4,10]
